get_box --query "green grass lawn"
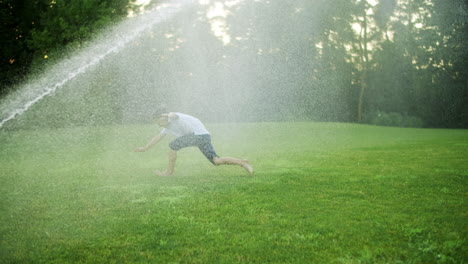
[1,122,467,263]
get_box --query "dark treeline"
[0,0,131,93]
[1,0,467,128]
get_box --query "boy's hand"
[134,147,147,152]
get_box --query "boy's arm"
[135,133,166,152]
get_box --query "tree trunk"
[358,71,367,122]
[357,6,369,122]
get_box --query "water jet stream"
[0,0,193,129]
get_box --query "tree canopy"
[0,0,132,93]
[1,0,467,128]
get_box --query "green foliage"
[227,0,467,127]
[1,0,467,128]
[28,0,130,59]
[1,122,467,262]
[0,0,48,92]
[0,0,132,90]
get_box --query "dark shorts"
[169,134,219,165]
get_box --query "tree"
[28,0,131,61]
[426,0,468,127]
[0,0,133,95]
[0,0,48,94]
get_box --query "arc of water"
[0,0,194,129]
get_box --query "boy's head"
[156,114,169,127]
[154,105,169,127]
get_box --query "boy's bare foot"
[242,161,254,176]
[156,170,173,176]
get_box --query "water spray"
[0,0,194,129]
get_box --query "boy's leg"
[213,157,254,175]
[158,135,197,176]
[156,150,177,176]
[197,135,253,176]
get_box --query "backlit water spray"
[0,0,193,129]
[1,0,347,130]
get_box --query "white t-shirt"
[160,112,210,137]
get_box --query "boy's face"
[156,115,169,127]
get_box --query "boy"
[135,112,253,176]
